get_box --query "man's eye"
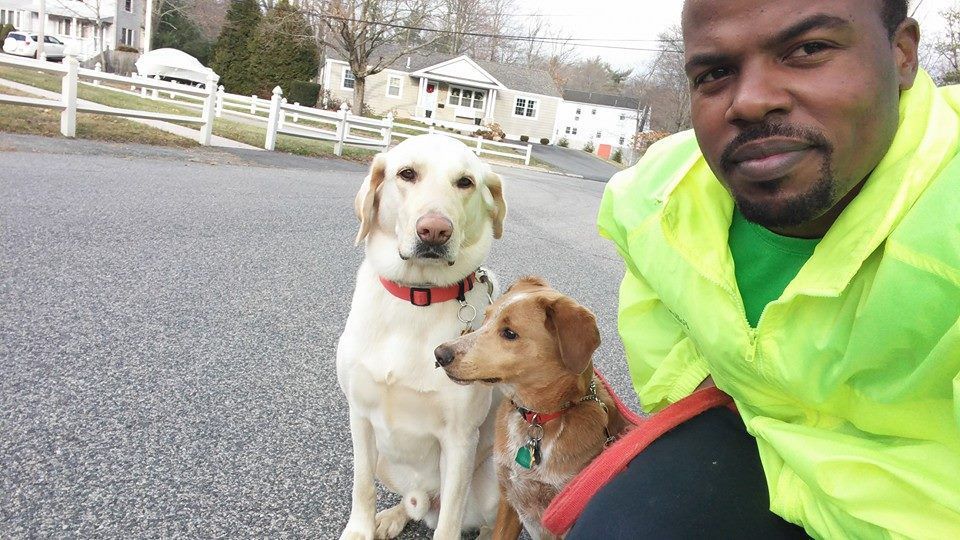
[787,41,831,58]
[501,328,518,341]
[694,67,733,87]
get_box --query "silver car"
[2,31,66,61]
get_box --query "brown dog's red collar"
[379,273,476,307]
[513,379,604,425]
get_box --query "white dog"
[336,135,508,539]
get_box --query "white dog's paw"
[374,504,409,539]
[340,521,375,540]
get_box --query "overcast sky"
[523,0,959,70]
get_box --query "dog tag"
[515,442,540,469]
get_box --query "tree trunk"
[354,76,366,115]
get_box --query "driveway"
[0,133,635,538]
[531,143,624,181]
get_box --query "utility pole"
[144,0,153,52]
[37,0,46,59]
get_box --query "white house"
[323,50,563,143]
[555,90,648,158]
[0,0,145,60]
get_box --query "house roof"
[326,48,561,97]
[562,90,640,110]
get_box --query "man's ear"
[544,296,600,375]
[894,17,920,91]
[354,153,388,245]
[480,170,507,239]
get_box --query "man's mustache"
[720,122,832,172]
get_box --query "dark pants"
[568,407,809,539]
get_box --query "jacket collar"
[657,70,959,300]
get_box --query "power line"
[317,13,681,52]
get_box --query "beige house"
[322,51,562,142]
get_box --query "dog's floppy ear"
[544,296,600,375]
[481,169,507,239]
[354,153,388,245]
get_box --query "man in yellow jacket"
[571,0,960,538]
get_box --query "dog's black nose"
[434,345,455,367]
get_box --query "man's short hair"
[882,0,909,38]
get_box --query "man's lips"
[728,138,816,182]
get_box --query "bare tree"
[318,0,441,112]
[929,3,960,84]
[637,25,690,132]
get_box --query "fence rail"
[0,54,533,164]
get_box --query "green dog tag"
[515,445,533,469]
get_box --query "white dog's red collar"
[379,273,477,307]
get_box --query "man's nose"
[725,65,793,125]
[434,344,455,367]
[417,213,453,246]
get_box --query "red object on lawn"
[597,143,612,159]
[541,372,734,535]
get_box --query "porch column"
[487,89,497,121]
[417,77,427,107]
[72,17,78,37]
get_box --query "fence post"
[199,73,218,146]
[250,95,257,115]
[292,103,299,123]
[60,55,78,137]
[428,124,435,135]
[334,103,349,156]
[265,86,283,151]
[383,112,394,151]
[151,75,160,100]
[216,85,224,118]
[475,136,483,156]
[524,143,532,166]
[93,62,101,86]
[140,74,148,97]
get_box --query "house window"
[124,0,132,12]
[619,136,626,145]
[574,115,579,121]
[120,28,135,47]
[58,19,72,35]
[448,86,485,109]
[572,127,577,135]
[575,107,581,114]
[514,97,538,118]
[595,130,602,138]
[386,74,402,98]
[342,68,355,90]
[619,113,626,121]
[591,108,597,115]
[565,127,571,134]
[0,9,19,26]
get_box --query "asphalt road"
[530,143,624,182]
[0,133,637,538]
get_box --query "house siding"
[495,89,560,142]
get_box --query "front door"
[422,80,438,118]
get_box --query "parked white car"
[2,32,66,61]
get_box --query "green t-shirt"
[728,209,820,327]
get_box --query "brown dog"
[434,277,626,539]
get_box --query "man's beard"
[735,156,835,229]
[720,122,835,230]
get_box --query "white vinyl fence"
[0,53,218,145]
[0,54,533,164]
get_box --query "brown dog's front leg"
[493,491,522,540]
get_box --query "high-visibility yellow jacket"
[597,70,960,538]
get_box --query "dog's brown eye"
[456,177,474,189]
[501,328,518,341]
[398,168,416,181]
